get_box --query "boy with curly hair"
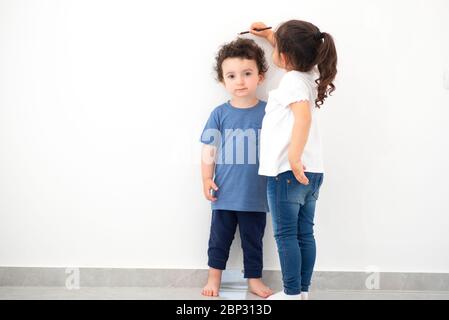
[200,38,272,298]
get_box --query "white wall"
[1,0,448,273]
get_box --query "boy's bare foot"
[201,268,222,297]
[248,278,273,298]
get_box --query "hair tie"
[314,31,325,41]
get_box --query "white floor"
[1,287,449,300]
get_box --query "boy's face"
[221,58,263,97]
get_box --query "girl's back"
[259,68,324,176]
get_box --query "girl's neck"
[229,96,259,109]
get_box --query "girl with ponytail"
[250,20,337,300]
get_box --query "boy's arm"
[201,144,219,202]
[288,101,312,185]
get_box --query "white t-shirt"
[258,69,324,176]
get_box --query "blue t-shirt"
[200,100,268,213]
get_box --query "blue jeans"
[267,171,324,295]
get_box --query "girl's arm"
[249,22,275,47]
[201,144,218,201]
[288,101,312,185]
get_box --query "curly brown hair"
[274,20,338,107]
[214,38,268,82]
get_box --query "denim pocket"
[285,176,307,204]
[311,174,324,200]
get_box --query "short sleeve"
[199,109,221,147]
[277,73,311,107]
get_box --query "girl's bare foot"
[201,268,222,297]
[248,278,273,298]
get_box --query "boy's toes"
[202,286,219,297]
[202,288,210,296]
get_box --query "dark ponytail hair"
[274,20,337,107]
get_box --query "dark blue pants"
[207,210,266,278]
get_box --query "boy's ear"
[258,74,265,83]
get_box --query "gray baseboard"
[0,267,448,291]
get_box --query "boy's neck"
[229,96,259,109]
